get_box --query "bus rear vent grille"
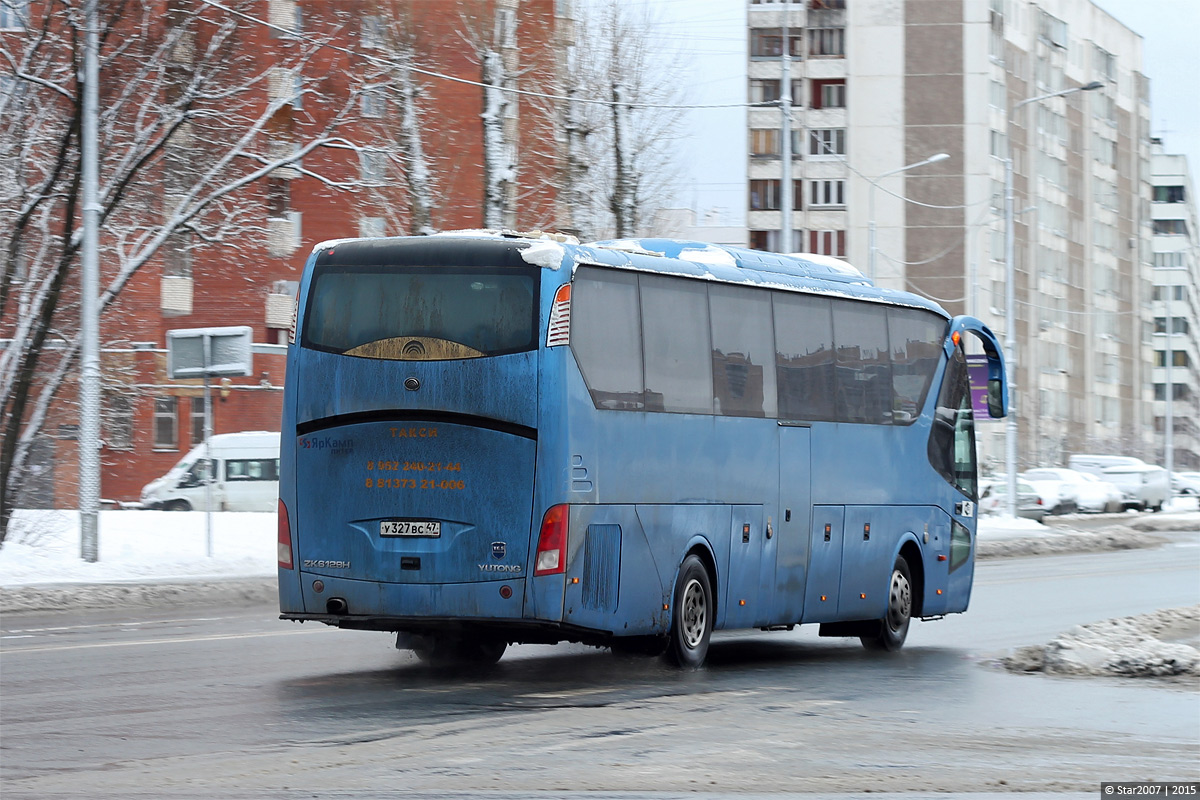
[581,524,621,612]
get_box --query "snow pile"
[1004,606,1200,680]
[975,518,1164,559]
[519,239,567,270]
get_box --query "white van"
[1067,454,1169,511]
[140,431,280,512]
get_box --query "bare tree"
[0,0,377,542]
[566,0,686,241]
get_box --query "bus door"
[769,423,811,625]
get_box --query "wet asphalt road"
[2,532,1197,798]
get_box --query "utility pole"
[779,14,792,253]
[80,0,101,562]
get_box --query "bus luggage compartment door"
[293,420,535,593]
[771,424,811,625]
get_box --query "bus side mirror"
[987,378,1004,419]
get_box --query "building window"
[1153,219,1188,236]
[359,216,385,238]
[793,179,803,211]
[105,394,134,450]
[1154,317,1190,335]
[811,80,845,109]
[360,150,388,184]
[809,128,845,157]
[750,79,781,104]
[0,0,28,29]
[266,177,290,218]
[808,230,845,257]
[749,179,782,211]
[749,229,801,253]
[163,230,192,278]
[153,397,178,450]
[1154,252,1185,269]
[750,28,802,58]
[809,179,845,206]
[808,27,845,57]
[1155,351,1190,368]
[362,15,385,49]
[190,397,206,445]
[750,128,780,157]
[1153,185,1186,203]
[361,88,385,118]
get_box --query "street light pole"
[779,14,792,253]
[1003,81,1104,518]
[867,152,950,281]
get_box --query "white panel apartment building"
[1151,141,1200,470]
[746,0,1154,470]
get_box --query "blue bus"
[277,232,1006,668]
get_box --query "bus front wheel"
[860,555,912,652]
[665,554,713,668]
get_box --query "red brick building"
[4,0,567,508]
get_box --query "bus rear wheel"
[860,555,912,652]
[665,554,713,668]
[408,633,507,666]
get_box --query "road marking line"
[0,627,333,654]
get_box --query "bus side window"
[927,347,977,498]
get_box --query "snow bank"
[1004,606,1200,681]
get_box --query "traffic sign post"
[165,327,253,556]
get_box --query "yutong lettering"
[390,427,437,438]
[479,564,522,573]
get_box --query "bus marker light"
[952,330,961,347]
[534,504,568,575]
[860,593,866,599]
[499,585,513,599]
[546,284,572,347]
[571,577,580,584]
[936,589,943,595]
[739,599,746,606]
[663,604,669,611]
[313,580,324,593]
[937,554,948,561]
[278,499,294,569]
[820,595,827,602]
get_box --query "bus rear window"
[302,266,539,360]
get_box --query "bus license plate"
[380,520,441,537]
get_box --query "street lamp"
[867,152,950,281]
[1003,80,1104,518]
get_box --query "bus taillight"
[546,284,571,347]
[534,504,569,575]
[278,499,294,570]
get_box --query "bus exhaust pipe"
[326,597,348,615]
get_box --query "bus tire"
[861,554,912,652]
[410,634,506,666]
[665,554,713,668]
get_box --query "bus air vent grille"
[581,524,621,612]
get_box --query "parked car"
[1079,472,1125,513]
[1018,469,1079,515]
[979,478,1047,522]
[140,431,280,512]
[1068,455,1170,512]
[1172,472,1200,496]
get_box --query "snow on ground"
[1,509,276,587]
